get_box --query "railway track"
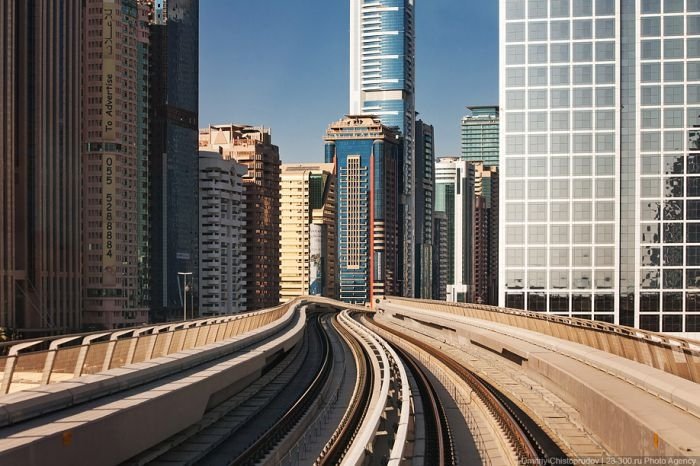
[392,341,456,466]
[226,313,334,465]
[367,314,567,463]
[134,312,332,465]
[314,315,374,465]
[136,309,389,466]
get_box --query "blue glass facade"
[329,139,373,304]
[352,0,416,296]
[325,117,401,305]
[357,0,414,99]
[363,100,407,133]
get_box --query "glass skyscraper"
[415,120,435,299]
[150,0,200,320]
[500,0,700,332]
[325,116,402,305]
[462,106,501,167]
[350,0,417,296]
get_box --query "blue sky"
[199,1,499,163]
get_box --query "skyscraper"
[415,120,435,299]
[199,151,247,316]
[461,105,500,304]
[325,115,402,305]
[83,0,151,329]
[199,125,282,310]
[436,157,474,303]
[461,106,500,166]
[1,0,82,335]
[279,164,337,302]
[472,162,500,305]
[484,165,500,305]
[432,212,449,301]
[350,0,417,297]
[149,0,199,321]
[500,0,700,332]
[0,0,15,334]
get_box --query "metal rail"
[125,319,311,465]
[335,311,411,466]
[230,313,334,466]
[369,315,564,463]
[315,315,374,465]
[393,342,456,466]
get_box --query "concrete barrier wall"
[0,306,308,466]
[383,297,700,383]
[0,303,294,395]
[379,303,700,457]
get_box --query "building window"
[573,42,593,62]
[528,44,548,64]
[664,16,684,37]
[507,68,526,87]
[642,17,661,38]
[596,43,615,64]
[573,65,593,85]
[641,86,661,106]
[529,22,548,41]
[550,293,569,311]
[507,45,526,65]
[664,39,683,59]
[595,294,614,312]
[506,23,526,43]
[642,40,661,60]
[572,294,592,312]
[551,0,570,17]
[528,292,547,312]
[550,65,569,86]
[572,0,592,16]
[529,90,548,109]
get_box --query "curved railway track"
[392,342,456,466]
[228,313,334,466]
[367,314,567,462]
[314,315,374,466]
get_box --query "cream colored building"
[279,164,337,302]
[199,124,281,310]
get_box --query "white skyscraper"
[350,0,417,296]
[435,157,473,302]
[500,0,700,334]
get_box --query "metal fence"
[0,302,293,395]
[383,297,700,384]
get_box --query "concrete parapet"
[379,301,700,458]
[382,297,700,384]
[0,304,307,466]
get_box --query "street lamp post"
[178,272,193,321]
